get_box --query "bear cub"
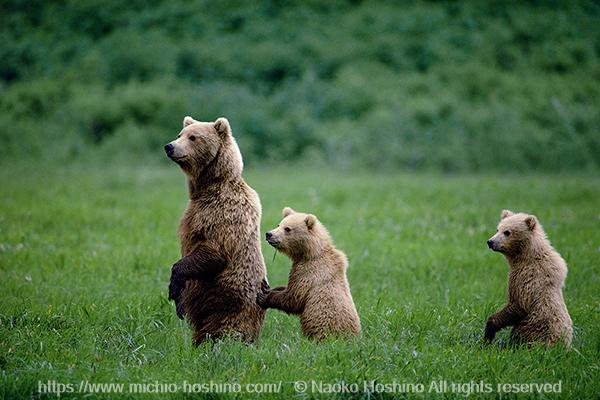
[485,210,573,346]
[257,207,361,340]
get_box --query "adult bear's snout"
[164,143,174,156]
[487,239,494,249]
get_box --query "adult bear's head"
[164,116,243,182]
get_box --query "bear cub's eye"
[189,135,196,141]
[503,230,511,236]
[284,227,291,233]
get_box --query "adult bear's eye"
[503,230,511,236]
[284,227,291,233]
[189,135,196,141]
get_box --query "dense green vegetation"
[2,3,598,398]
[1,1,599,171]
[1,165,599,398]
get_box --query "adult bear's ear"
[214,117,231,136]
[305,214,316,230]
[525,215,537,230]
[183,116,197,127]
[282,207,295,217]
[501,210,514,220]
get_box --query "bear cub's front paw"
[256,291,268,308]
[256,279,270,309]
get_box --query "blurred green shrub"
[0,0,598,171]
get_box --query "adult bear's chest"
[178,201,226,256]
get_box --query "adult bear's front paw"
[483,317,498,343]
[168,265,185,311]
[175,297,186,320]
[168,274,182,301]
[169,272,186,319]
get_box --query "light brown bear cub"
[257,207,361,340]
[485,210,573,346]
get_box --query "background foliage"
[1,0,599,171]
[2,3,599,398]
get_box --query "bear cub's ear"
[183,116,197,127]
[304,214,316,230]
[282,207,295,217]
[501,209,514,220]
[525,215,537,230]
[214,117,231,136]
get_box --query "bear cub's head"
[266,207,331,261]
[164,116,242,178]
[487,209,539,256]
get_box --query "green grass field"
[1,164,599,399]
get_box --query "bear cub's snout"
[265,231,279,247]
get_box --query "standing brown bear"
[258,207,361,340]
[485,210,573,346]
[164,116,267,344]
